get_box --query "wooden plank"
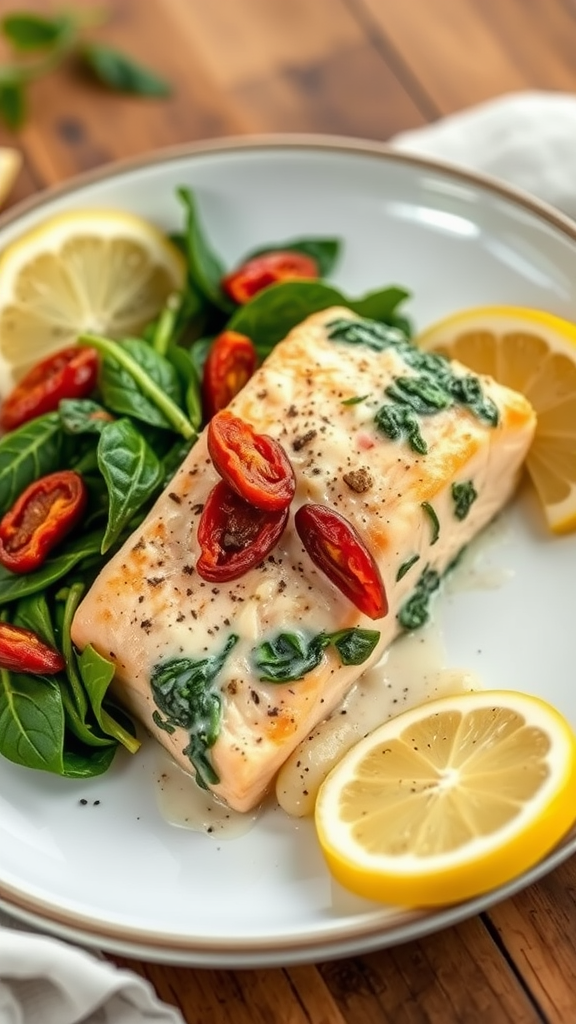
[354,0,533,113]
[487,856,576,1022]
[108,959,347,1023]
[319,918,542,1023]
[0,0,249,187]
[179,0,428,138]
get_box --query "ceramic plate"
[1,138,576,967]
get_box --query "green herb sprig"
[0,8,171,129]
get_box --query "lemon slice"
[315,690,576,907]
[415,306,576,534]
[0,148,21,208]
[0,208,186,394]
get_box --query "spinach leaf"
[177,187,233,314]
[188,335,213,379]
[451,481,478,520]
[161,437,196,487]
[12,593,57,647]
[244,237,341,278]
[166,343,202,430]
[0,81,25,130]
[253,631,330,683]
[398,568,441,631]
[0,413,65,516]
[151,634,238,787]
[396,553,420,582]
[77,646,140,753]
[1,12,69,50]
[327,628,380,665]
[97,418,163,553]
[351,285,411,328]
[0,667,65,773]
[81,42,171,97]
[59,398,112,435]
[229,280,410,359]
[60,743,117,778]
[0,528,105,605]
[97,337,184,430]
[421,501,440,545]
[374,403,428,455]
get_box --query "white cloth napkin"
[390,90,576,220]
[1,88,575,1024]
[0,911,184,1024]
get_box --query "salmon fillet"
[71,307,536,812]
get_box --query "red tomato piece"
[207,411,296,513]
[196,480,289,582]
[221,250,318,305]
[295,504,388,620]
[0,470,88,574]
[0,622,65,674]
[202,330,257,420]
[0,346,99,432]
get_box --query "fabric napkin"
[1,88,574,1024]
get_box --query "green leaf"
[161,436,195,488]
[352,285,411,328]
[177,187,232,313]
[12,593,57,648]
[59,398,113,435]
[243,237,341,278]
[421,501,440,545]
[327,628,380,666]
[77,645,140,753]
[97,418,164,553]
[151,635,238,787]
[167,343,202,430]
[0,80,25,130]
[1,13,68,51]
[253,631,330,683]
[228,280,410,360]
[398,568,441,631]
[82,333,194,439]
[451,480,478,521]
[0,413,66,516]
[81,42,171,97]
[0,528,105,605]
[0,667,65,773]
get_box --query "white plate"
[1,137,576,967]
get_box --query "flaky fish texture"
[72,308,536,811]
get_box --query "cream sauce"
[154,751,261,838]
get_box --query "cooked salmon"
[71,307,536,812]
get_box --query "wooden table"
[2,1,576,1020]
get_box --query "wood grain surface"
[1,0,575,1021]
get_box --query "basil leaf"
[352,286,412,330]
[244,237,341,278]
[0,80,26,129]
[0,529,105,605]
[1,12,69,50]
[151,635,238,787]
[253,632,330,683]
[98,337,184,430]
[327,628,380,666]
[81,43,171,97]
[77,646,140,753]
[98,418,163,553]
[59,398,112,435]
[177,187,233,313]
[0,413,65,516]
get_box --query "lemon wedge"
[315,690,576,907]
[0,208,186,394]
[0,148,21,208]
[415,306,576,534]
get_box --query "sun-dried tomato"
[221,250,318,305]
[202,330,257,420]
[295,504,388,620]
[196,480,289,582]
[0,346,99,432]
[207,411,295,512]
[0,622,65,674]
[0,470,87,574]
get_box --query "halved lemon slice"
[415,306,576,534]
[0,148,21,208]
[0,208,186,394]
[315,690,576,907]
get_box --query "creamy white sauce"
[275,617,481,817]
[154,751,262,838]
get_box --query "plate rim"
[1,132,576,965]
